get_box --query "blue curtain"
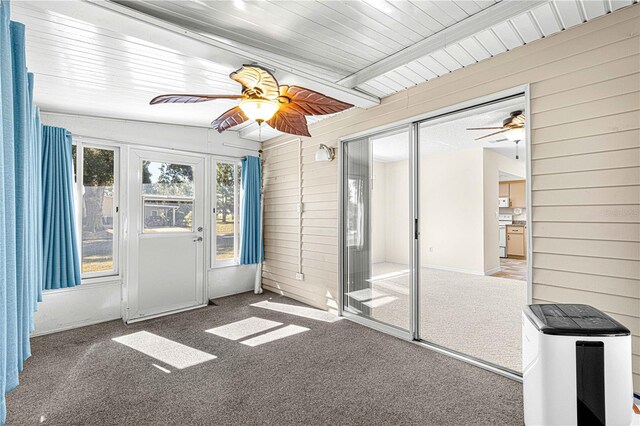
[1,1,44,422]
[240,156,263,264]
[42,126,81,290]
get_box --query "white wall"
[421,149,485,273]
[33,112,258,335]
[371,161,387,264]
[483,150,526,273]
[383,159,411,265]
[372,150,486,273]
[371,148,520,275]
[208,264,257,299]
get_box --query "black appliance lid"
[524,304,630,336]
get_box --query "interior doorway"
[340,94,530,375]
[126,148,206,322]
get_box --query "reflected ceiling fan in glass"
[467,110,525,159]
[466,110,525,141]
[150,65,353,137]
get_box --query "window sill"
[210,261,241,270]
[43,276,121,295]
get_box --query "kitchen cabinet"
[507,226,526,258]
[509,181,526,208]
[499,182,510,197]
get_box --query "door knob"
[193,236,203,242]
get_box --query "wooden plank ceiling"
[11,0,637,141]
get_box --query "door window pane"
[143,200,194,233]
[82,147,115,274]
[142,161,194,197]
[142,161,195,234]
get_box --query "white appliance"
[499,197,510,207]
[523,304,634,426]
[498,214,512,258]
[499,230,506,258]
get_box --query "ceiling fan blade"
[511,114,526,126]
[211,106,249,133]
[488,137,509,143]
[466,127,505,130]
[230,65,280,100]
[475,129,510,140]
[150,94,243,105]
[279,85,353,116]
[267,108,310,137]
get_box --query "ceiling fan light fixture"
[239,98,279,123]
[151,65,353,136]
[505,127,525,142]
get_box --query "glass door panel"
[417,96,527,372]
[342,127,411,331]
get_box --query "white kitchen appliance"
[499,197,510,207]
[523,304,634,426]
[498,214,512,258]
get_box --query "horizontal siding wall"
[261,5,640,391]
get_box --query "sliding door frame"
[338,85,532,382]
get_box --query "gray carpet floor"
[6,291,523,425]
[362,263,526,372]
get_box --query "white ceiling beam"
[33,0,380,109]
[239,124,260,140]
[337,0,549,88]
[238,123,281,141]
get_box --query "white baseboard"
[423,264,487,276]
[484,267,502,276]
[31,316,120,337]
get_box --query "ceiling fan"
[150,65,353,137]
[466,110,525,142]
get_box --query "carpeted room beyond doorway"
[6,292,523,425]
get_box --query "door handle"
[193,237,203,242]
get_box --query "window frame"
[72,139,120,280]
[212,159,242,268]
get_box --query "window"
[142,161,194,234]
[213,160,241,266]
[72,142,119,278]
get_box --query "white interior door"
[127,149,206,322]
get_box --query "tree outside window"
[215,162,240,263]
[72,146,117,275]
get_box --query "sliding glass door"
[341,95,528,375]
[417,97,527,373]
[342,127,412,332]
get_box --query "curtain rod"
[241,151,263,160]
